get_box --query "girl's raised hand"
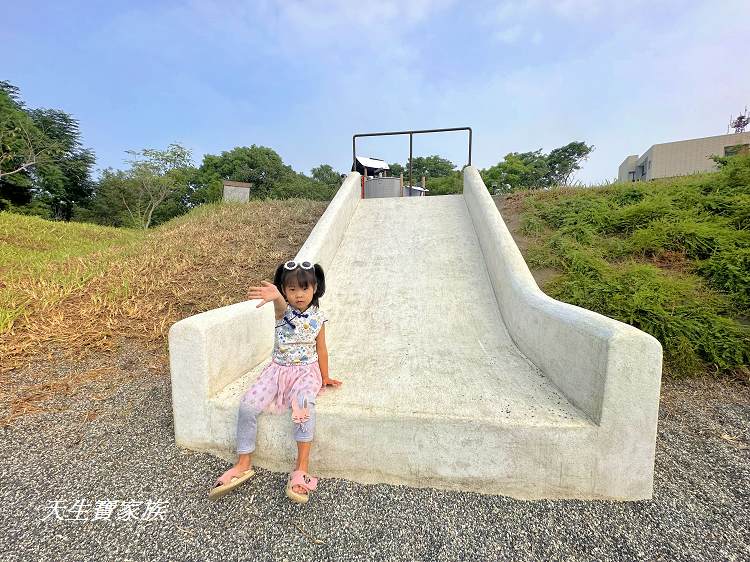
[247,281,282,308]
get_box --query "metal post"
[468,128,472,166]
[409,133,413,189]
[400,173,404,197]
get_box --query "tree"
[409,155,456,178]
[546,141,594,185]
[148,164,196,226]
[0,106,55,180]
[389,162,405,177]
[426,171,462,195]
[123,143,193,229]
[191,145,296,203]
[481,141,594,191]
[482,150,550,190]
[29,108,95,220]
[74,168,137,227]
[0,86,55,208]
[311,164,341,188]
[190,146,340,203]
[0,82,95,218]
[386,155,456,184]
[270,173,337,200]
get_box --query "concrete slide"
[168,167,663,500]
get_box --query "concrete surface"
[169,168,663,499]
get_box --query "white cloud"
[551,0,604,20]
[494,24,523,43]
[481,0,650,45]
[270,0,450,28]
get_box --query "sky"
[3,0,750,184]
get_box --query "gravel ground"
[1,348,748,562]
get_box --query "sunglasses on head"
[283,260,314,271]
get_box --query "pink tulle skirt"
[245,360,324,415]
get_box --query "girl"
[209,259,342,503]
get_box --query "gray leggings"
[236,391,317,455]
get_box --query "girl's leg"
[234,399,260,470]
[293,442,312,492]
[233,373,278,471]
[236,396,265,456]
[291,393,316,494]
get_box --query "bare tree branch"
[0,122,60,179]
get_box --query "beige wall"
[618,132,750,182]
[618,155,639,182]
[222,185,250,202]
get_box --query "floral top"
[272,304,328,365]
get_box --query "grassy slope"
[0,213,145,332]
[506,155,750,378]
[0,200,327,382]
[0,212,143,269]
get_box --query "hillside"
[496,155,750,378]
[0,214,144,332]
[0,200,327,424]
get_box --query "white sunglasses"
[283,260,314,271]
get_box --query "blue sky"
[4,0,749,184]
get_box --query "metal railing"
[352,127,472,189]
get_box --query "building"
[618,132,750,182]
[352,156,390,178]
[363,176,400,198]
[222,180,253,202]
[363,177,429,198]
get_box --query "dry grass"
[8,365,126,419]
[0,200,327,425]
[0,212,144,332]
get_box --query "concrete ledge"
[168,300,274,449]
[208,381,601,498]
[463,166,663,498]
[296,171,361,269]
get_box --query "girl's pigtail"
[273,263,286,299]
[313,263,326,299]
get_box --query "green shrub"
[426,172,462,196]
[603,195,677,234]
[516,153,750,377]
[697,247,750,314]
[629,219,749,259]
[545,260,749,376]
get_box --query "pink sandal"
[208,466,256,500]
[286,470,318,504]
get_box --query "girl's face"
[284,278,315,310]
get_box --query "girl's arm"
[316,325,342,387]
[247,281,287,320]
